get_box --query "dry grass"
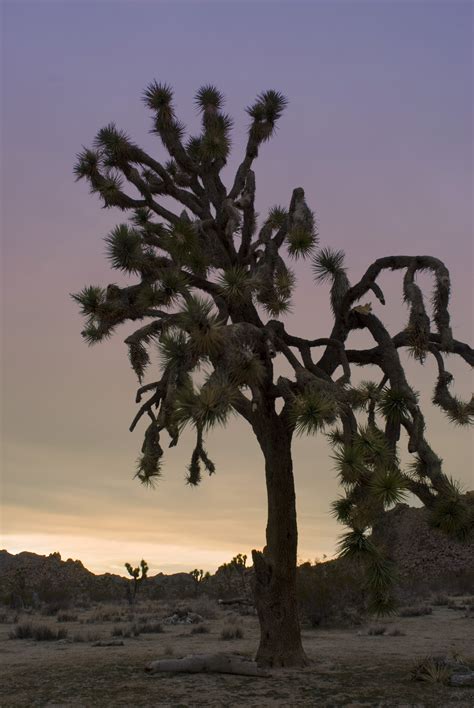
[398,605,433,617]
[1,601,474,706]
[9,623,67,641]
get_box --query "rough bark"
[252,414,309,668]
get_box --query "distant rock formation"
[371,500,474,597]
[0,550,194,607]
[1,501,472,608]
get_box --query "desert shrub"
[134,621,163,634]
[367,626,386,636]
[9,623,34,639]
[399,606,432,617]
[190,625,210,634]
[410,656,451,684]
[57,612,78,623]
[71,631,101,643]
[9,623,67,641]
[220,626,244,640]
[188,596,218,619]
[37,583,72,610]
[447,600,461,610]
[224,613,240,625]
[87,610,122,623]
[297,558,366,627]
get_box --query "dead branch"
[145,653,270,677]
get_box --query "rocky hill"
[371,501,474,596]
[1,501,472,609]
[0,550,197,607]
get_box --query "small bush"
[410,656,451,685]
[220,626,244,640]
[189,596,218,619]
[432,594,449,606]
[57,612,78,623]
[39,595,72,615]
[367,626,386,636]
[134,621,163,634]
[9,623,33,639]
[399,606,432,617]
[298,559,366,628]
[190,625,210,635]
[71,631,101,643]
[9,623,67,641]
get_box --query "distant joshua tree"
[73,83,473,667]
[189,568,211,595]
[125,559,148,605]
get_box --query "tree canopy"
[73,83,473,626]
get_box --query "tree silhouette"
[73,83,473,667]
[124,559,148,605]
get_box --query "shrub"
[134,621,163,634]
[190,625,210,634]
[367,626,386,636]
[9,623,67,641]
[297,558,366,627]
[432,594,449,606]
[410,656,451,685]
[399,606,432,617]
[57,612,78,623]
[220,626,244,640]
[71,631,101,643]
[189,596,218,619]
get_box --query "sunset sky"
[2,0,472,577]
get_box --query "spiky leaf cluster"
[135,423,163,487]
[174,376,237,431]
[217,266,255,304]
[290,389,338,436]
[312,248,350,314]
[247,90,288,144]
[377,387,415,424]
[71,286,106,317]
[177,296,224,356]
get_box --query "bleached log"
[145,653,270,677]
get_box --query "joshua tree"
[73,83,473,667]
[220,554,249,597]
[189,568,211,595]
[125,559,148,605]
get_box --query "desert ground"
[1,596,473,707]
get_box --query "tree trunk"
[252,414,309,668]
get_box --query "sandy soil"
[0,600,473,707]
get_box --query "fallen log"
[145,653,270,677]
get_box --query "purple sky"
[2,0,472,575]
